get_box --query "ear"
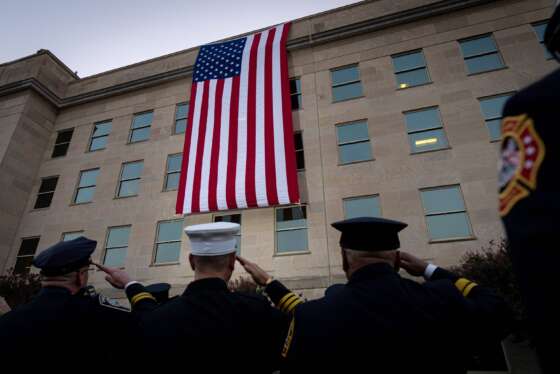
[341,249,349,275]
[189,254,196,271]
[77,269,88,289]
[228,253,236,271]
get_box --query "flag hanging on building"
[176,23,299,215]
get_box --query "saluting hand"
[92,262,132,289]
[399,251,429,277]
[236,255,272,286]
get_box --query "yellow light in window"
[399,83,409,89]
[415,138,438,146]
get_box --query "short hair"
[192,253,233,272]
[343,248,396,263]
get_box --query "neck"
[41,281,80,295]
[194,271,229,282]
[346,259,393,279]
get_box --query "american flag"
[176,23,299,215]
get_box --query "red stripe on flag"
[226,76,240,209]
[245,33,261,208]
[176,82,198,214]
[279,23,299,204]
[208,79,224,212]
[264,28,279,206]
[191,80,210,213]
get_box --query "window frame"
[88,120,112,152]
[532,21,553,60]
[330,64,363,103]
[61,231,85,241]
[33,175,59,210]
[116,160,144,198]
[103,225,131,267]
[73,168,100,205]
[343,194,382,219]
[163,153,182,192]
[152,219,183,265]
[392,49,431,89]
[459,34,505,75]
[403,106,450,154]
[13,236,40,275]
[51,128,74,158]
[294,131,305,171]
[289,77,302,110]
[213,213,242,254]
[274,205,310,256]
[335,120,373,165]
[128,111,153,144]
[478,92,515,143]
[173,102,189,135]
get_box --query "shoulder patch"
[98,295,130,312]
[499,114,545,216]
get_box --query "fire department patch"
[499,114,545,216]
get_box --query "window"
[129,111,153,143]
[290,78,302,110]
[154,220,183,264]
[479,94,513,142]
[74,168,100,204]
[52,129,74,158]
[62,231,84,241]
[34,176,58,209]
[174,103,188,134]
[164,154,182,191]
[392,50,430,89]
[331,65,363,102]
[404,107,449,153]
[117,161,143,198]
[459,34,505,74]
[214,214,241,254]
[294,132,305,170]
[89,120,112,151]
[344,195,381,219]
[336,121,372,164]
[13,237,40,275]
[104,226,130,267]
[420,185,473,241]
[533,22,553,60]
[276,206,308,253]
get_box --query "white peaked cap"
[184,222,240,256]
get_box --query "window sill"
[114,195,138,200]
[490,139,501,143]
[467,66,508,77]
[50,155,68,159]
[332,95,364,104]
[396,81,432,90]
[410,147,451,155]
[297,168,305,173]
[338,158,374,167]
[273,250,311,257]
[70,201,93,207]
[86,148,106,153]
[127,139,150,145]
[429,236,476,244]
[162,188,178,192]
[30,207,51,212]
[150,262,180,267]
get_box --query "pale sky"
[0,0,361,77]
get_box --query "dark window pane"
[14,256,33,274]
[332,66,359,85]
[392,52,425,72]
[289,79,301,94]
[55,129,74,144]
[175,119,187,134]
[405,108,441,133]
[107,227,130,248]
[534,23,547,42]
[118,180,139,197]
[409,129,449,153]
[167,154,183,172]
[175,103,189,120]
[397,68,430,87]
[486,119,502,141]
[132,112,153,129]
[18,238,39,256]
[157,221,183,242]
[165,173,180,190]
[62,232,83,241]
[480,95,511,119]
[122,162,144,180]
[93,122,112,137]
[39,177,58,193]
[339,142,372,164]
[276,206,307,230]
[332,82,363,102]
[277,229,308,253]
[79,169,99,188]
[421,186,465,215]
[89,136,107,151]
[52,143,70,158]
[34,192,54,209]
[294,133,303,150]
[426,212,472,240]
[337,122,369,143]
[104,248,127,267]
[344,196,381,219]
[296,151,305,170]
[460,36,497,57]
[130,127,151,142]
[291,94,301,110]
[155,242,181,263]
[75,186,95,204]
[215,214,241,224]
[466,53,504,74]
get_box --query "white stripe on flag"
[199,79,217,213]
[272,24,289,205]
[217,78,232,211]
[255,30,269,207]
[184,82,204,214]
[236,34,254,209]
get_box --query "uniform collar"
[39,286,72,296]
[184,278,229,294]
[348,263,396,284]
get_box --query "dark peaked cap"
[32,236,96,276]
[331,217,407,251]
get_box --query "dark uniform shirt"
[0,286,142,368]
[269,263,509,374]
[127,278,289,373]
